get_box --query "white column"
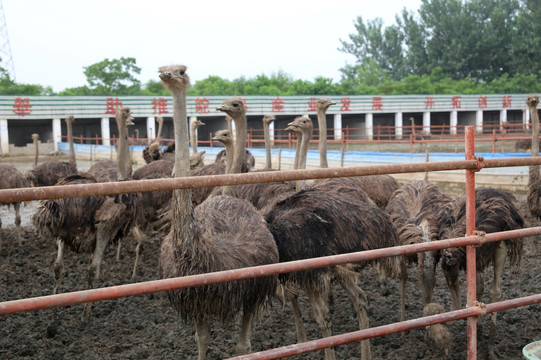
[475,110,483,133]
[269,120,275,144]
[333,113,342,140]
[423,111,431,134]
[524,108,530,130]
[52,118,62,152]
[394,112,403,140]
[0,119,9,155]
[450,111,458,135]
[500,109,507,132]
[147,116,156,141]
[101,117,111,146]
[366,113,373,140]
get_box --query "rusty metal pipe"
[3,156,541,204]
[2,227,540,316]
[228,294,541,360]
[465,126,478,359]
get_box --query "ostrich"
[262,114,276,169]
[0,165,30,248]
[384,180,453,321]
[264,117,400,359]
[437,187,524,358]
[526,95,541,220]
[190,118,205,155]
[265,186,400,360]
[33,106,137,322]
[214,115,255,171]
[157,65,278,359]
[25,116,77,187]
[142,116,164,163]
[423,302,453,357]
[316,98,336,168]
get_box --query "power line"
[0,0,15,81]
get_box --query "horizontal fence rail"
[230,294,541,360]
[2,227,540,316]
[3,157,541,204]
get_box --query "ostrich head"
[192,119,205,129]
[212,129,233,146]
[527,94,539,107]
[263,114,276,126]
[189,151,206,169]
[116,106,134,127]
[159,65,190,92]
[31,133,39,142]
[288,115,313,132]
[148,142,161,156]
[66,115,75,124]
[156,116,163,125]
[316,98,336,112]
[216,98,246,118]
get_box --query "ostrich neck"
[155,119,163,143]
[67,120,76,170]
[293,132,302,170]
[190,123,198,155]
[299,127,312,170]
[33,137,38,169]
[230,114,247,175]
[264,123,271,169]
[116,116,131,181]
[317,110,328,168]
[171,88,194,243]
[296,126,312,191]
[529,100,540,185]
[221,139,235,196]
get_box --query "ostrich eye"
[232,103,239,107]
[179,70,185,76]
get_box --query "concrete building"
[0,94,536,155]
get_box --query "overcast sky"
[3,0,422,92]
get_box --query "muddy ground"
[1,156,541,359]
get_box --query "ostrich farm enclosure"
[0,153,541,360]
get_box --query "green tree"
[339,17,407,81]
[83,57,141,95]
[0,68,53,95]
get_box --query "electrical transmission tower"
[0,0,15,80]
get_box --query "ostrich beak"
[159,72,172,80]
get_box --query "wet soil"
[0,157,540,360]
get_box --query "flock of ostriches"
[0,66,540,360]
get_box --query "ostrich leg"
[444,264,462,311]
[337,274,372,360]
[82,229,109,322]
[236,311,255,355]
[52,239,66,296]
[14,202,22,244]
[195,319,211,360]
[131,224,149,280]
[48,239,65,336]
[307,288,335,360]
[399,258,408,321]
[487,242,507,359]
[289,292,307,343]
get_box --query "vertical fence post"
[465,126,478,360]
[492,130,496,153]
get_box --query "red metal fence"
[67,121,538,154]
[3,126,541,359]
